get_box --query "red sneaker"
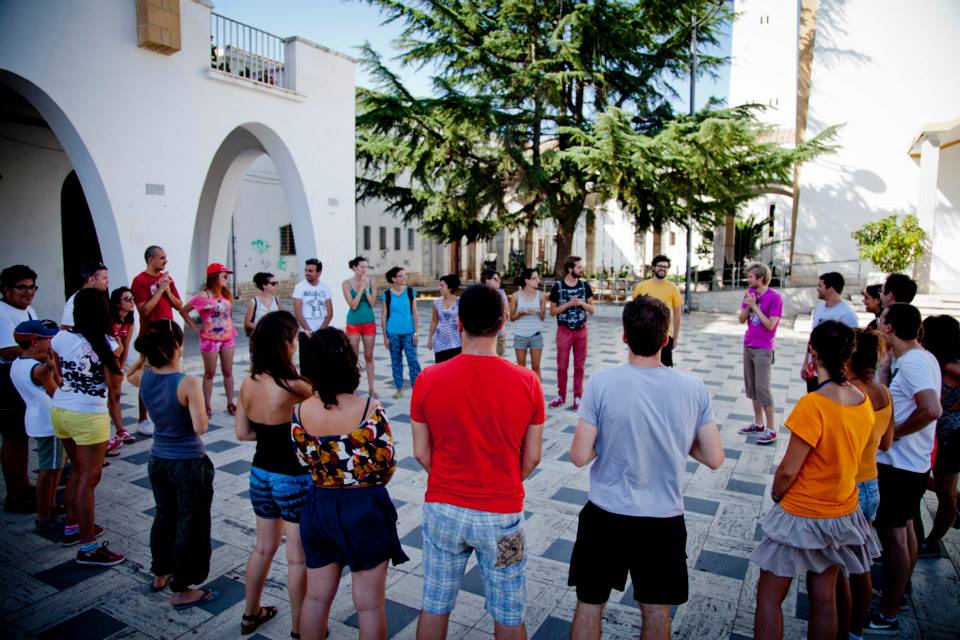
[756,429,778,445]
[548,395,566,408]
[106,436,123,457]
[116,429,136,444]
[76,541,125,567]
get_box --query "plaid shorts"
[421,502,526,626]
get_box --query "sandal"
[205,406,213,418]
[150,574,172,592]
[227,402,237,416]
[172,588,219,609]
[241,605,278,635]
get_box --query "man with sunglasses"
[60,261,109,329]
[630,255,683,367]
[0,264,39,513]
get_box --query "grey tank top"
[141,369,204,459]
[513,291,543,337]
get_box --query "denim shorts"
[857,478,880,522]
[513,333,544,351]
[249,466,311,523]
[421,502,526,626]
[35,436,65,470]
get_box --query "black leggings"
[148,455,215,592]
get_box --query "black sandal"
[241,606,278,635]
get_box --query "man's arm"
[570,419,598,467]
[580,296,595,315]
[411,295,419,344]
[292,298,311,335]
[164,281,183,310]
[738,306,750,324]
[137,285,166,318]
[321,298,333,329]
[689,422,724,470]
[751,302,779,331]
[411,420,432,472]
[520,423,544,480]
[893,389,942,440]
[672,305,682,344]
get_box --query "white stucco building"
[0,0,356,319]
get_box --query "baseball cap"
[13,319,59,340]
[206,262,234,276]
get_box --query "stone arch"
[190,124,316,292]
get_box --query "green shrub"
[851,214,926,273]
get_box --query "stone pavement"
[1,307,958,639]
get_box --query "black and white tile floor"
[1,307,957,639]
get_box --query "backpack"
[384,287,415,322]
[245,296,279,337]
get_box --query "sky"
[212,0,731,113]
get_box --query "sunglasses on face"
[121,296,134,302]
[13,284,38,292]
[268,281,279,286]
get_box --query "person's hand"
[412,334,419,346]
[427,337,433,350]
[743,291,757,310]
[383,336,390,350]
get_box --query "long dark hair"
[133,320,184,368]
[809,320,854,383]
[249,311,303,393]
[921,315,960,369]
[72,288,121,374]
[849,329,885,381]
[109,287,134,327]
[302,327,360,407]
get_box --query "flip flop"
[172,588,219,609]
[241,605,278,635]
[150,574,172,592]
[227,403,237,416]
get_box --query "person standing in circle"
[480,269,510,357]
[548,256,595,410]
[427,274,461,363]
[630,256,682,367]
[180,263,238,417]
[380,267,420,400]
[510,268,546,380]
[292,259,334,370]
[105,287,137,454]
[243,272,282,338]
[342,257,378,397]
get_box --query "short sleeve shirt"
[549,279,594,330]
[52,331,118,414]
[0,300,36,358]
[781,392,873,517]
[811,300,859,329]
[380,287,416,335]
[131,272,181,326]
[578,365,713,517]
[631,279,683,336]
[877,348,942,473]
[188,294,236,342]
[741,287,783,349]
[410,354,545,513]
[292,280,333,332]
[60,292,77,326]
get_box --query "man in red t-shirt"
[130,245,183,434]
[411,285,544,639]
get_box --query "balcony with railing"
[209,13,289,91]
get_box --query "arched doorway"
[61,171,103,298]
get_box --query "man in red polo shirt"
[130,245,182,435]
[411,284,544,640]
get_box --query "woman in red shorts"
[341,256,378,398]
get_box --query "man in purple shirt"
[737,263,783,444]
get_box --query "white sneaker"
[137,420,154,436]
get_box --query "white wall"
[931,144,960,291]
[0,0,356,318]
[795,0,960,273]
[355,198,424,279]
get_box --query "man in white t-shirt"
[0,264,39,512]
[800,271,859,392]
[292,258,333,366]
[60,261,109,329]
[868,303,942,634]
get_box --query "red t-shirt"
[131,271,181,328]
[410,354,545,513]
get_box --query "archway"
[0,70,124,316]
[61,171,103,298]
[190,124,317,294]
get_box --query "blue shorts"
[421,502,526,626]
[249,466,311,523]
[857,478,880,523]
[513,333,544,351]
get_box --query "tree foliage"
[356,0,834,276]
[851,214,927,273]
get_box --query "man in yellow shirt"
[631,255,682,366]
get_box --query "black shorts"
[568,501,688,605]
[660,337,674,367]
[875,463,929,528]
[933,430,960,476]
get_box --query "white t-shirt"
[877,347,942,473]
[51,331,118,414]
[292,280,333,332]
[9,358,53,437]
[0,300,36,358]
[60,292,77,326]
[811,300,858,329]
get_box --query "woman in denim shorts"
[509,268,546,380]
[235,311,313,637]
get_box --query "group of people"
[1,244,957,639]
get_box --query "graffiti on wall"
[250,239,273,271]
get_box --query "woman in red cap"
[180,263,238,416]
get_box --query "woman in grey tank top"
[136,320,218,609]
[509,268,546,380]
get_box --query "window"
[669,231,677,246]
[394,227,401,251]
[379,226,387,250]
[363,225,371,251]
[279,224,296,255]
[407,228,415,251]
[768,204,776,238]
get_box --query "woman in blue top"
[341,256,378,397]
[379,267,420,399]
[137,320,219,609]
[427,274,461,363]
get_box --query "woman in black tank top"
[235,311,312,637]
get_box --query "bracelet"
[771,491,782,503]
